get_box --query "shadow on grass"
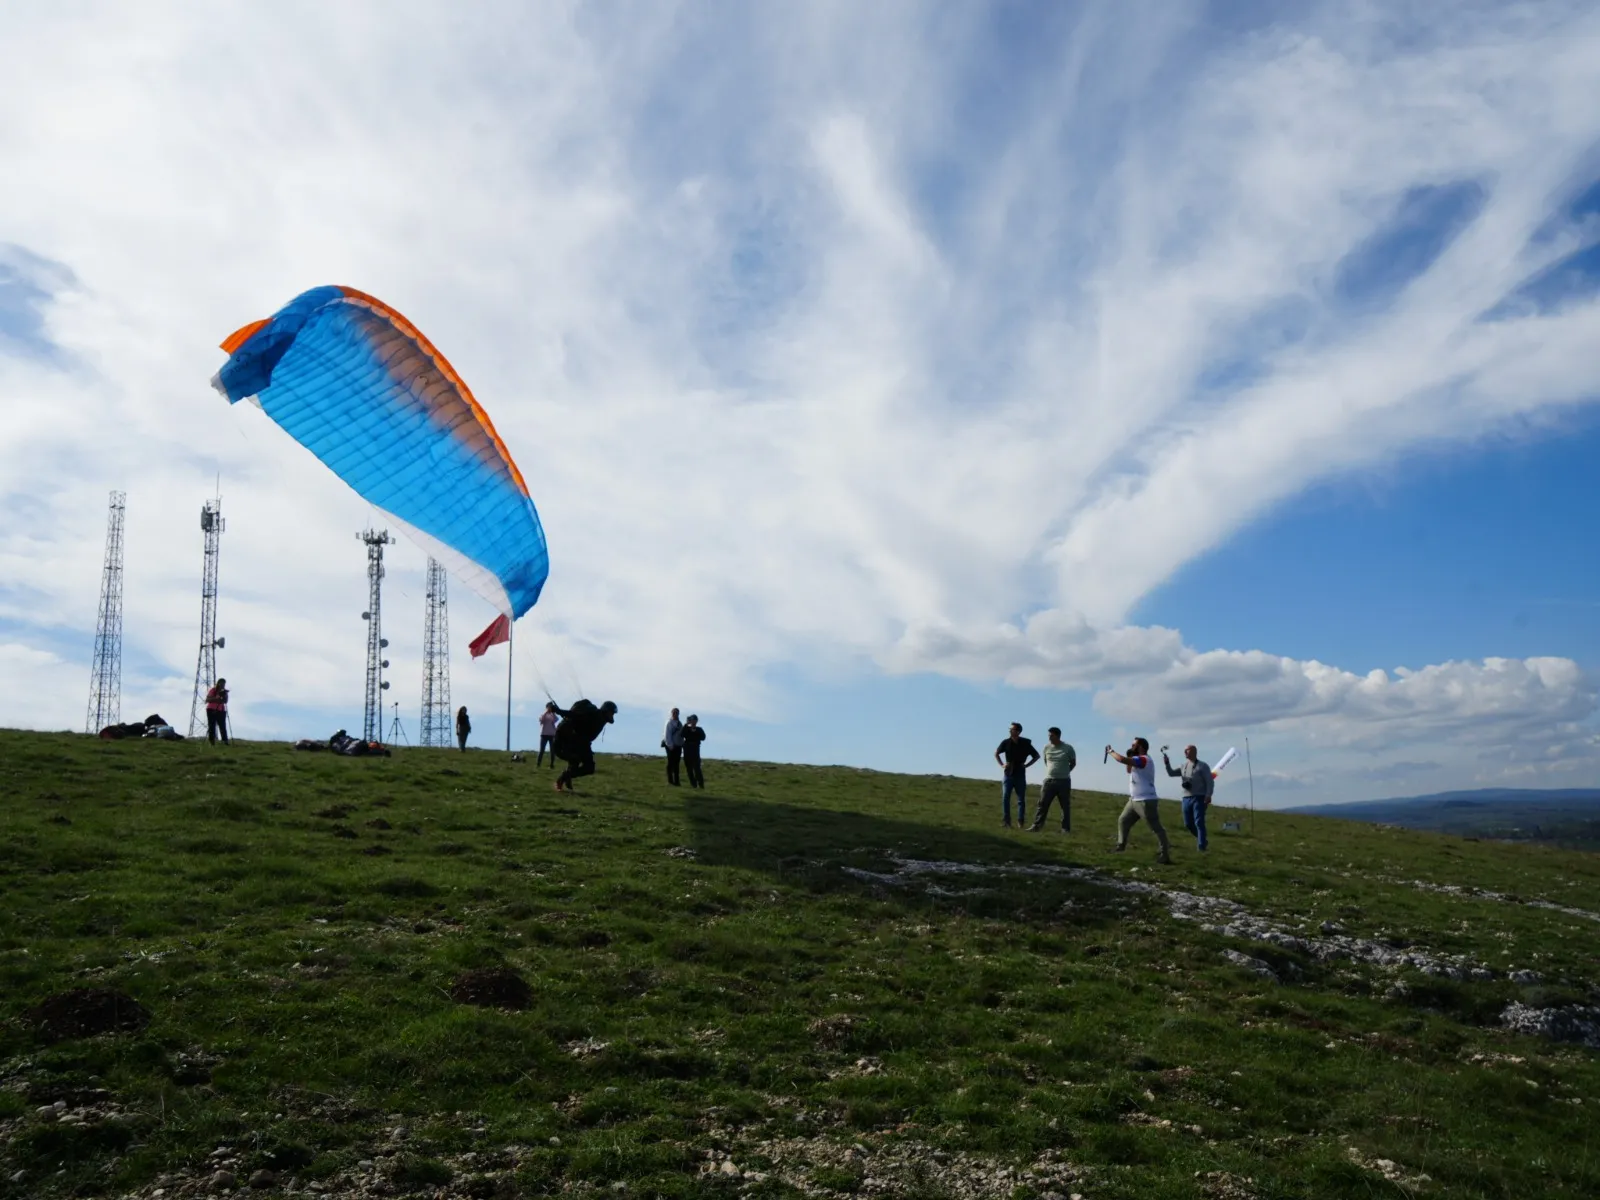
[683,793,1122,927]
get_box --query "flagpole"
[1245,735,1255,836]
[505,620,513,753]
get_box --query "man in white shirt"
[662,707,684,787]
[1028,727,1076,833]
[1106,737,1172,864]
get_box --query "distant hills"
[1286,788,1600,848]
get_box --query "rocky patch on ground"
[1501,1001,1600,1049]
[857,854,1500,982]
[706,1131,1089,1199]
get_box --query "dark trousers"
[665,746,682,785]
[557,752,595,788]
[1032,779,1071,830]
[1001,772,1026,825]
[206,709,228,744]
[685,754,704,789]
[457,729,468,751]
[537,735,554,767]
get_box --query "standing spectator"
[662,707,684,786]
[682,714,706,789]
[204,678,230,745]
[993,722,1039,828]
[1107,738,1171,864]
[455,706,471,751]
[1029,727,1076,833]
[1164,744,1213,851]
[537,701,560,768]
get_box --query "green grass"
[0,729,1597,1198]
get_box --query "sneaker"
[1026,824,1043,833]
[1110,844,1126,853]
[1156,851,1172,865]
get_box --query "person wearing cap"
[1028,727,1076,833]
[552,698,618,792]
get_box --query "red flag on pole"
[469,614,511,658]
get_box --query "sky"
[2,1,1599,808]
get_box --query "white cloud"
[0,3,1597,796]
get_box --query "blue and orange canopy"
[213,286,548,617]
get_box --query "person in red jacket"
[204,679,230,745]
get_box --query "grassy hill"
[1,729,1598,1199]
[1286,790,1600,851]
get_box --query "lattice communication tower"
[85,490,127,734]
[420,558,452,747]
[187,497,225,737]
[359,529,393,743]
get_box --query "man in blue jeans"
[1163,744,1213,850]
[994,722,1039,828]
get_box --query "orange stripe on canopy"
[220,318,270,354]
[337,286,531,500]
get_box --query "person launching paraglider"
[552,700,619,792]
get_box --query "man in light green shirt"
[1028,727,1076,833]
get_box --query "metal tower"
[420,558,452,747]
[85,490,127,734]
[187,497,225,737]
[359,529,393,743]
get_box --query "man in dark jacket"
[553,699,618,792]
[993,722,1039,828]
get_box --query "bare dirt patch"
[449,968,533,1010]
[24,988,150,1043]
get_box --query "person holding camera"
[1164,744,1213,851]
[1106,737,1171,864]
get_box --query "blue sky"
[2,2,1599,806]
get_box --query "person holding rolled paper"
[1164,744,1213,852]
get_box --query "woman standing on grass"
[682,715,707,789]
[204,679,230,745]
[456,706,471,751]
[537,701,560,768]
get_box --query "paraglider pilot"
[552,700,618,792]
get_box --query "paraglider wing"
[213,286,548,617]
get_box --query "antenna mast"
[86,490,126,734]
[359,529,393,743]
[420,558,451,747]
[188,495,225,737]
